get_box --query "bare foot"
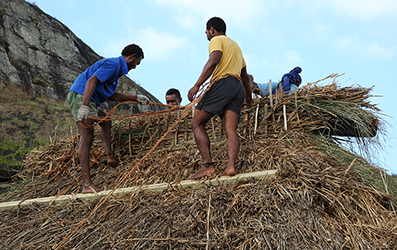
[82,183,102,193]
[107,154,119,168]
[189,164,215,180]
[220,165,236,177]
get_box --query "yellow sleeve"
[209,36,223,55]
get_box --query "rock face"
[0,0,163,182]
[0,0,160,105]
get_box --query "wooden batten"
[0,170,277,212]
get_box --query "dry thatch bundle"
[0,75,396,249]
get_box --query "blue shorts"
[196,76,246,118]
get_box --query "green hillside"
[0,82,73,181]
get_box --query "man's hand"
[77,105,90,121]
[137,95,149,104]
[188,86,199,102]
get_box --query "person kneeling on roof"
[250,66,302,96]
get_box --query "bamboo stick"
[269,80,273,109]
[283,105,287,131]
[254,104,259,135]
[0,170,278,212]
[265,104,268,137]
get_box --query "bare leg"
[77,119,101,193]
[189,109,215,179]
[220,110,239,176]
[98,110,118,167]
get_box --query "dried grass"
[0,75,396,249]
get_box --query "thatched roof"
[0,74,396,249]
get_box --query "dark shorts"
[196,76,246,117]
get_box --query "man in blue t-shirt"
[66,44,148,193]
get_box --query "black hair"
[166,88,181,98]
[121,44,144,59]
[206,17,226,33]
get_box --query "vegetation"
[42,48,58,58]
[32,77,54,88]
[0,82,74,181]
[9,57,27,72]
[0,138,25,167]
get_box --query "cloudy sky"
[31,0,397,173]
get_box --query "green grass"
[0,83,74,182]
[32,77,54,88]
[42,48,58,58]
[0,138,27,167]
[9,57,27,72]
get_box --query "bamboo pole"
[0,170,277,212]
[254,104,259,135]
[283,105,287,131]
[206,194,211,250]
[264,104,268,137]
[269,80,273,109]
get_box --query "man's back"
[209,35,245,83]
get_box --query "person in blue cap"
[250,66,302,96]
[278,66,302,93]
[66,44,149,193]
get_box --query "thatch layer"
[1,141,396,249]
[1,76,396,249]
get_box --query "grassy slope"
[0,83,73,178]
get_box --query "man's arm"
[108,92,149,103]
[240,66,252,104]
[77,75,99,121]
[107,92,138,102]
[188,51,222,102]
[82,75,99,106]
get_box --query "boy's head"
[165,88,182,106]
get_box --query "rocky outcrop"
[0,0,160,106]
[0,0,164,182]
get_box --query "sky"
[30,0,397,174]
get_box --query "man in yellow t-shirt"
[188,17,252,179]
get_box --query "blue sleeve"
[93,60,118,83]
[281,76,292,92]
[257,82,278,96]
